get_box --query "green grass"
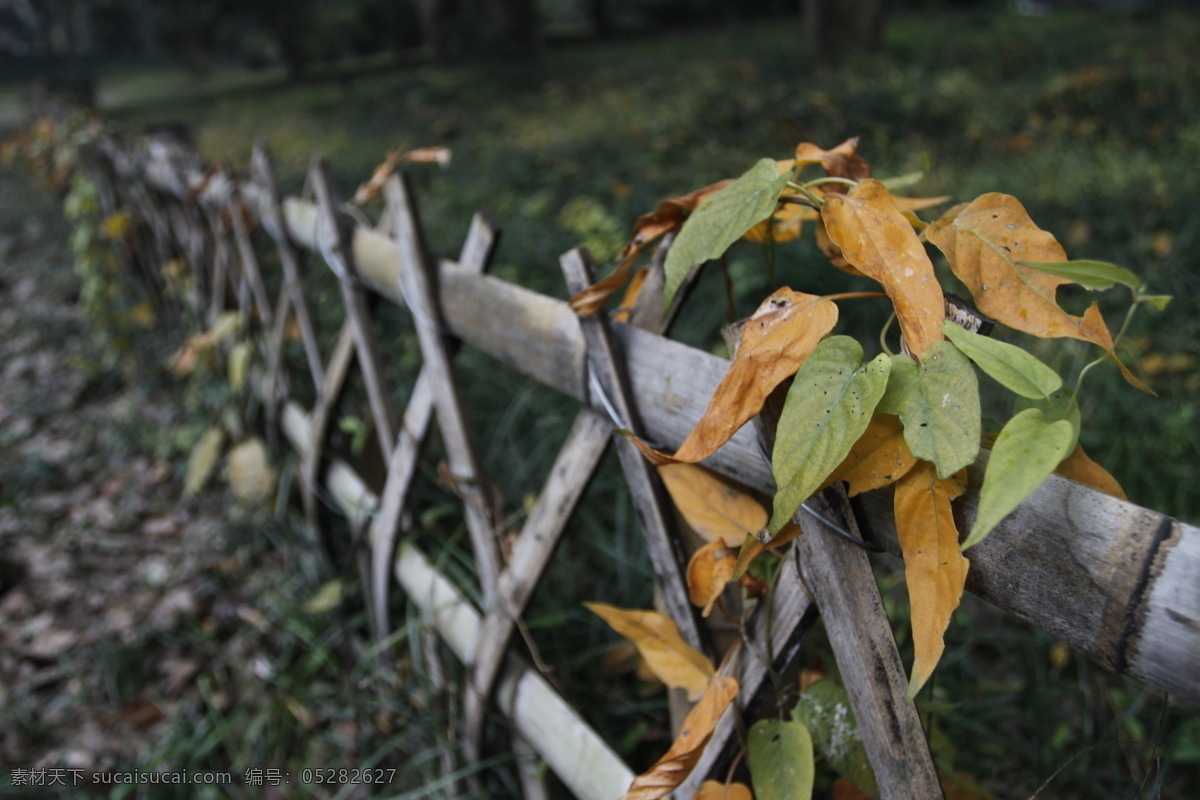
[88,6,1200,524]
[9,6,1200,798]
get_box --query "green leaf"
[1017,259,1142,291]
[792,682,878,798]
[965,407,1076,549]
[1014,386,1081,447]
[663,158,790,309]
[769,336,890,533]
[879,170,924,191]
[228,341,252,394]
[302,579,344,614]
[940,320,1062,399]
[876,342,981,479]
[1140,294,1172,311]
[748,716,815,800]
[183,426,225,498]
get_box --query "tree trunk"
[803,0,889,62]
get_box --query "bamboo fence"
[74,127,1200,800]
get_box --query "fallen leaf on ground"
[183,426,225,497]
[226,437,277,506]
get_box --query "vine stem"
[821,290,886,303]
[879,311,898,357]
[1070,297,1141,409]
[802,176,860,191]
[785,181,825,208]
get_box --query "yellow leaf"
[822,412,919,496]
[658,463,768,546]
[693,780,753,800]
[893,461,969,698]
[643,289,837,465]
[822,179,946,360]
[612,265,650,324]
[743,202,816,244]
[586,603,713,701]
[302,579,344,614]
[183,426,225,497]
[620,675,739,800]
[686,540,738,617]
[170,312,243,377]
[130,301,156,328]
[226,437,277,506]
[228,341,252,394]
[100,211,132,240]
[925,193,1115,350]
[814,215,865,277]
[1054,442,1126,500]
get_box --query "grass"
[6,5,1200,798]
[82,6,1200,524]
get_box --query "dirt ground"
[0,164,271,782]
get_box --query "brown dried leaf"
[569,180,733,316]
[401,146,452,166]
[1054,442,1126,500]
[658,463,768,546]
[925,193,1115,350]
[664,289,838,463]
[794,137,873,192]
[833,778,874,800]
[569,253,637,317]
[612,266,650,323]
[586,603,713,701]
[686,540,738,617]
[732,521,802,580]
[353,151,400,206]
[625,180,736,259]
[621,675,739,800]
[822,179,945,359]
[893,461,969,698]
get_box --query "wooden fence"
[75,126,1199,799]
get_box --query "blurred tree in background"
[0,0,911,81]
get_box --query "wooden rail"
[81,129,1200,800]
